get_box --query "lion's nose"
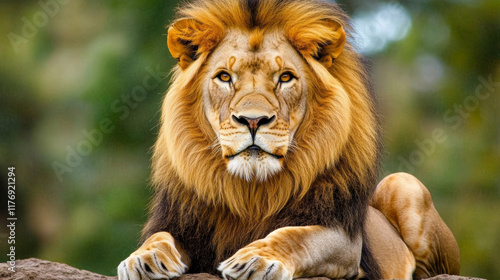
[232,115,276,139]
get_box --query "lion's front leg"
[218,226,362,280]
[118,231,190,280]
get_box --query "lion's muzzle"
[221,98,288,181]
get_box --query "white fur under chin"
[227,154,282,182]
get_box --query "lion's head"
[152,0,379,218]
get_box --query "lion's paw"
[117,238,187,280]
[218,248,293,280]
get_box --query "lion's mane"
[143,0,381,274]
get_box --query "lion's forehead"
[211,29,302,74]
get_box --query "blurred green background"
[0,0,499,278]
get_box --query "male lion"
[118,0,460,279]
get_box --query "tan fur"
[219,226,362,279]
[371,173,461,279]
[366,207,416,279]
[118,232,190,280]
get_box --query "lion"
[117,0,460,279]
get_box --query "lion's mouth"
[227,145,284,160]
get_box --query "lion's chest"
[170,185,343,273]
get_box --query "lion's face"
[203,30,308,181]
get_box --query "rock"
[0,258,485,280]
[423,275,485,280]
[0,258,114,280]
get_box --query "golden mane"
[150,0,379,224]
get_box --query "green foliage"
[0,0,498,278]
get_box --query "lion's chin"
[226,152,282,182]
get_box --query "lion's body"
[118,1,460,279]
[143,0,379,275]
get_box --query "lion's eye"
[279,72,294,83]
[217,72,232,83]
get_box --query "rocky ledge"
[0,258,485,280]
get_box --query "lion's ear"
[287,19,346,69]
[167,18,221,70]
